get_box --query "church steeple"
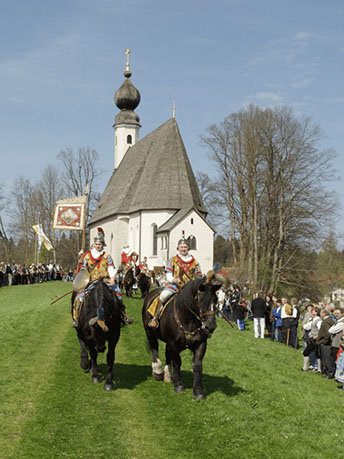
[113,49,141,170]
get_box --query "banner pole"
[81,185,89,253]
[34,231,37,264]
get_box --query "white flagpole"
[34,231,37,264]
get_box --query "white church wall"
[157,232,169,267]
[116,216,130,266]
[140,210,175,270]
[90,216,129,269]
[170,210,214,272]
[128,212,140,255]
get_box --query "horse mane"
[84,281,121,323]
[176,276,205,305]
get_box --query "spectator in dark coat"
[265,294,274,337]
[233,299,246,331]
[251,291,267,339]
[289,298,300,349]
[318,309,335,378]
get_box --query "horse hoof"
[152,372,164,381]
[174,385,185,393]
[80,360,91,371]
[92,375,102,384]
[194,393,206,400]
[103,382,115,391]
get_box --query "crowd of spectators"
[0,261,74,286]
[216,285,344,391]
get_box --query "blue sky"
[1,0,344,224]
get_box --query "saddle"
[148,292,175,320]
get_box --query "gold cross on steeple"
[125,48,130,72]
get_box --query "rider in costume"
[73,227,133,327]
[139,256,149,275]
[148,232,202,328]
[125,251,138,271]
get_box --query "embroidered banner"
[53,196,86,231]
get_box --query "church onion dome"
[114,66,141,126]
[115,72,140,111]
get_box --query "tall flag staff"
[81,184,89,253]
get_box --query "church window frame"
[151,223,158,256]
[127,134,132,144]
[187,235,197,250]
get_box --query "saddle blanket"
[147,295,174,319]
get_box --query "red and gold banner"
[53,196,86,231]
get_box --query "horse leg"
[163,346,172,383]
[103,333,119,391]
[192,341,207,400]
[78,336,91,371]
[88,345,102,383]
[167,344,185,393]
[146,331,164,381]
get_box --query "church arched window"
[187,235,197,250]
[127,134,132,144]
[152,224,158,256]
[191,218,194,224]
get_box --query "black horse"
[72,280,121,390]
[142,271,221,400]
[123,268,136,298]
[137,268,151,299]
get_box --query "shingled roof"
[90,118,207,224]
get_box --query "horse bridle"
[173,291,217,345]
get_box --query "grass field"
[0,282,343,459]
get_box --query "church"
[89,52,214,273]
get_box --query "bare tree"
[0,181,10,259]
[11,177,35,262]
[201,104,337,292]
[57,147,103,222]
[31,164,64,261]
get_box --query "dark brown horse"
[72,280,121,390]
[142,272,221,400]
[123,268,136,297]
[137,267,151,299]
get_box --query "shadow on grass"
[182,370,244,397]
[98,363,151,390]
[98,362,244,397]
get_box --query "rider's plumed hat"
[94,227,106,246]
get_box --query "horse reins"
[173,292,216,346]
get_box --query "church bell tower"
[113,49,141,170]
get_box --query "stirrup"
[123,315,134,325]
[148,317,159,328]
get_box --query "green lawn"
[0,282,343,458]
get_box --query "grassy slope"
[0,282,343,459]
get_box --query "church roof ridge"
[90,117,207,225]
[156,207,215,234]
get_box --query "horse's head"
[196,271,229,336]
[88,319,107,352]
